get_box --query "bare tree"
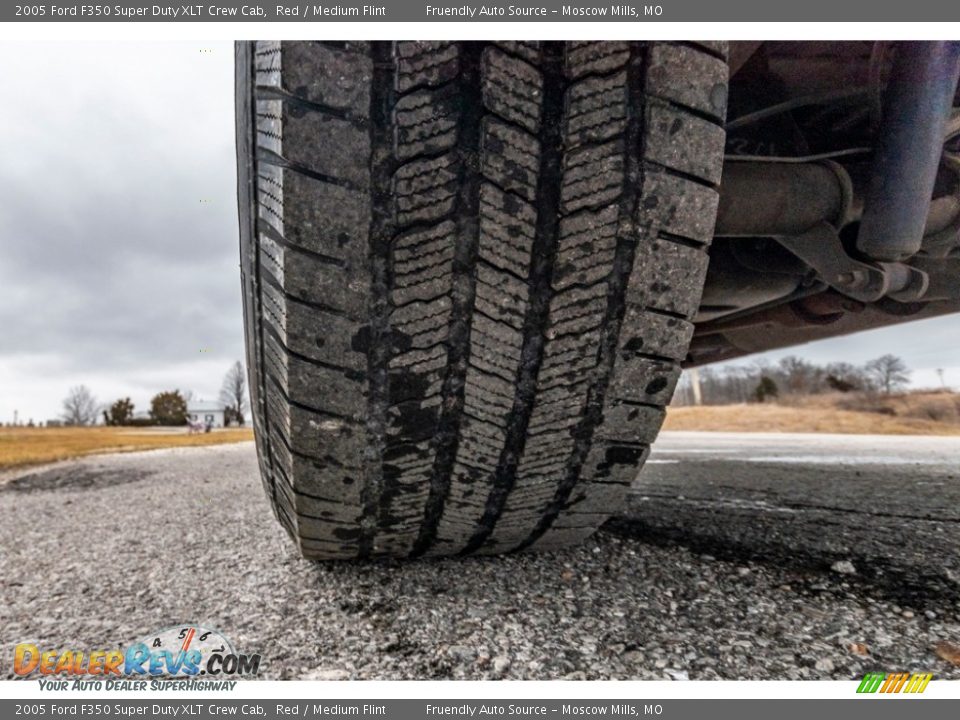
[219,361,248,426]
[866,354,911,395]
[62,385,99,426]
[779,355,819,393]
[825,361,865,392]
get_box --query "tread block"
[595,401,665,445]
[474,262,529,328]
[390,295,452,347]
[480,118,540,201]
[561,139,624,214]
[386,399,442,444]
[283,354,365,418]
[609,357,680,405]
[394,154,459,225]
[287,406,366,461]
[565,42,629,79]
[276,294,367,371]
[494,41,540,64]
[545,285,608,338]
[647,44,728,121]
[626,238,710,319]
[478,184,536,279]
[277,112,369,190]
[391,224,456,306]
[552,206,619,290]
[278,169,370,270]
[565,71,627,148]
[617,305,695,362]
[638,170,719,245]
[482,46,543,134]
[394,85,459,161]
[580,442,651,485]
[396,42,459,93]
[643,102,726,186]
[277,42,372,116]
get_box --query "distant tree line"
[95,388,191,426]
[673,354,911,406]
[39,362,250,427]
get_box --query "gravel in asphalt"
[1,439,958,680]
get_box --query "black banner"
[6,0,960,22]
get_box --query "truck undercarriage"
[691,41,960,366]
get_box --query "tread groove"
[645,159,718,191]
[359,41,397,558]
[517,42,649,551]
[243,43,281,516]
[256,146,367,193]
[253,85,370,127]
[460,42,568,556]
[409,43,486,558]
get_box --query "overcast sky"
[0,41,240,423]
[0,42,958,424]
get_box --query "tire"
[236,41,727,560]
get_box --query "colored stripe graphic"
[857,672,931,694]
[905,673,933,693]
[892,673,910,693]
[857,672,885,693]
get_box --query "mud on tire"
[235,41,727,559]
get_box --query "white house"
[188,402,226,428]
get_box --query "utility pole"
[689,367,703,406]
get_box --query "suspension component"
[855,42,960,261]
[775,222,929,302]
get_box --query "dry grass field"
[665,390,960,436]
[0,426,255,471]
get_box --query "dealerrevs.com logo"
[14,625,261,690]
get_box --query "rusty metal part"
[716,160,960,241]
[924,195,960,237]
[880,262,930,302]
[714,161,852,237]
[696,290,864,337]
[753,222,929,304]
[774,223,889,301]
[921,199,960,257]
[697,239,805,322]
[908,256,960,300]
[687,296,960,367]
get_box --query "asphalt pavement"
[617,432,960,603]
[1,434,958,680]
